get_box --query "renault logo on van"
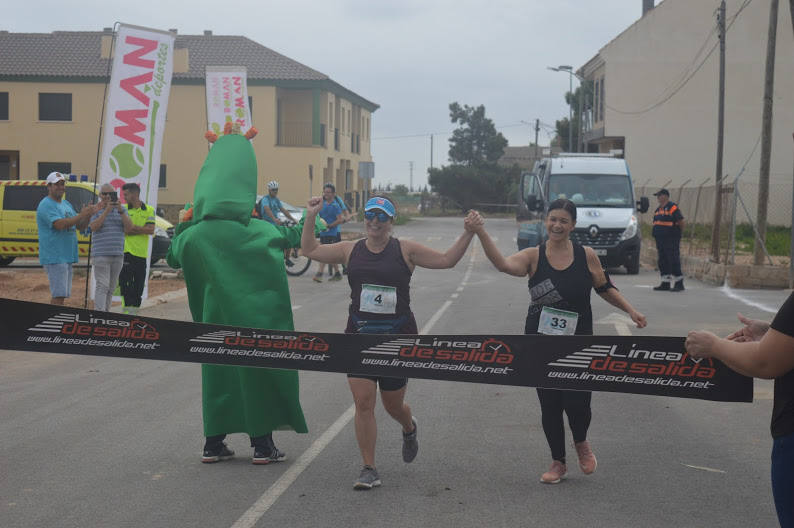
[589,226,599,238]
[586,210,601,217]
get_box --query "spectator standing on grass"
[88,184,132,311]
[36,172,99,305]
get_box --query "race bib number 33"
[360,284,397,314]
[538,306,579,336]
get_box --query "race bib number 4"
[360,284,397,314]
[538,306,579,336]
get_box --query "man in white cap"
[36,172,100,305]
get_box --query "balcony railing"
[277,120,328,147]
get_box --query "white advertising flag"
[205,66,252,136]
[95,24,175,305]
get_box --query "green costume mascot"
[167,125,312,464]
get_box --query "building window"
[599,77,605,123]
[38,162,71,180]
[0,92,8,120]
[159,164,167,188]
[593,81,599,123]
[39,93,72,121]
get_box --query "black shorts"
[320,235,337,244]
[346,374,407,391]
[345,313,416,392]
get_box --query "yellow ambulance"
[0,180,173,266]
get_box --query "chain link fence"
[636,180,792,267]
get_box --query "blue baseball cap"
[364,196,396,218]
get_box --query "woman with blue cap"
[301,195,479,490]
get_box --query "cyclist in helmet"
[259,181,297,225]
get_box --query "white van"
[517,154,649,274]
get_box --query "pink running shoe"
[575,440,597,474]
[540,460,567,484]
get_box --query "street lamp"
[547,65,576,152]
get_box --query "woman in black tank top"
[302,195,479,490]
[468,199,646,485]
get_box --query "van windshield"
[548,174,633,208]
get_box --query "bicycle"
[281,219,312,276]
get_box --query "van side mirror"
[637,196,649,214]
[527,194,543,212]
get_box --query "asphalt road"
[0,216,789,528]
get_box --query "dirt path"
[0,266,185,308]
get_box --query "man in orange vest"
[652,188,686,291]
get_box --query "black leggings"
[119,253,147,307]
[536,388,592,463]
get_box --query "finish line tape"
[0,298,752,402]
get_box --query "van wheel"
[0,256,15,267]
[626,259,640,275]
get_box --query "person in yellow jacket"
[119,182,155,315]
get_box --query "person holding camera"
[88,184,132,311]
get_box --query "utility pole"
[711,0,726,262]
[430,134,434,169]
[409,161,414,192]
[567,73,573,152]
[534,118,540,161]
[755,0,778,265]
[577,80,584,152]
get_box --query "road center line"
[229,242,477,528]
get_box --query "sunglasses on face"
[364,210,391,222]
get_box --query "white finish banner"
[205,66,252,136]
[98,23,175,209]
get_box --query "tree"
[392,184,409,196]
[448,103,508,166]
[429,102,517,212]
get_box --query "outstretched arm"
[402,210,484,269]
[686,328,794,379]
[300,197,352,264]
[468,211,532,277]
[586,247,646,328]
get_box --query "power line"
[372,121,532,141]
[606,0,753,116]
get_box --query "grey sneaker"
[353,465,381,490]
[402,417,418,463]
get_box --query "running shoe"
[540,460,567,484]
[575,440,597,474]
[313,273,323,283]
[329,272,343,282]
[402,417,418,463]
[252,435,287,465]
[353,465,381,490]
[201,443,235,463]
[252,447,287,465]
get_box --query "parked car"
[0,180,174,266]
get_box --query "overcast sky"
[7,0,652,189]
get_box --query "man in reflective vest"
[652,188,686,291]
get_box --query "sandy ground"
[0,265,185,308]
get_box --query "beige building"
[578,0,793,202]
[0,29,378,219]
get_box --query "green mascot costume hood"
[167,130,308,439]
